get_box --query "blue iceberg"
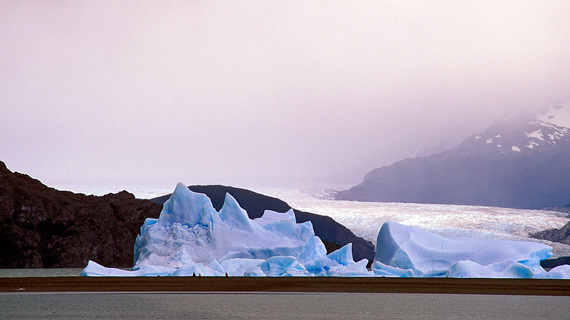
[373,221,553,278]
[81,183,371,277]
[537,265,570,279]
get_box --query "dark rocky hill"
[532,220,570,245]
[0,161,161,268]
[532,220,570,269]
[0,161,374,268]
[337,105,570,209]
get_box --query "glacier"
[82,183,569,278]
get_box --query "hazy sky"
[2,1,570,190]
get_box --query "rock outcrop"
[532,220,570,245]
[533,221,570,269]
[0,161,162,268]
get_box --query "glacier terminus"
[82,183,570,279]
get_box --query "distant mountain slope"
[532,220,570,245]
[151,185,375,263]
[337,104,570,209]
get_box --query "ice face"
[156,182,213,227]
[445,261,535,278]
[374,222,552,278]
[82,183,370,277]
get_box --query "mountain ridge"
[337,105,570,209]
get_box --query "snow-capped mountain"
[456,104,570,156]
[336,104,570,209]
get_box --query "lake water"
[0,268,84,278]
[1,292,568,320]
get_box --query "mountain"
[336,104,570,209]
[0,161,374,268]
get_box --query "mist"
[2,1,569,190]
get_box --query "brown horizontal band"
[1,277,569,296]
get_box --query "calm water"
[1,292,568,320]
[0,268,83,278]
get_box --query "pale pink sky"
[1,1,570,189]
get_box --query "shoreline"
[1,277,569,296]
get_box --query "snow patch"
[526,129,544,140]
[526,141,539,149]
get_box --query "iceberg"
[445,260,534,278]
[82,183,371,277]
[373,222,552,278]
[538,265,570,279]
